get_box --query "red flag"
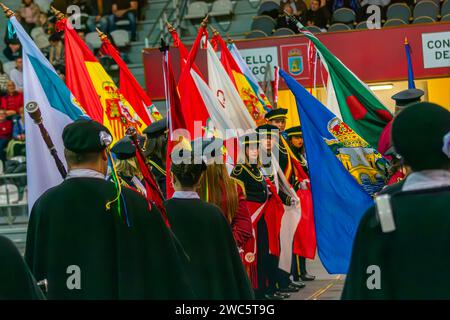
[99,33,162,125]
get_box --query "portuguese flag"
[293,19,393,148]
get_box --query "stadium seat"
[85,31,103,50]
[413,1,439,20]
[413,16,436,23]
[111,30,130,48]
[332,8,356,24]
[355,21,368,29]
[185,1,209,20]
[258,0,280,19]
[115,20,131,28]
[209,0,234,17]
[34,0,51,12]
[383,18,408,27]
[386,3,411,23]
[251,15,276,35]
[246,30,269,39]
[3,61,16,77]
[0,184,19,204]
[416,0,441,6]
[273,27,296,36]
[442,0,450,17]
[441,13,450,21]
[328,23,352,32]
[306,25,323,33]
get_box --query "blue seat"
[413,1,439,20]
[251,15,276,35]
[386,3,411,23]
[328,23,352,32]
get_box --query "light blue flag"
[280,68,375,274]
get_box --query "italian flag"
[295,21,393,148]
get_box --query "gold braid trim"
[148,159,166,176]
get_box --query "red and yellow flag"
[59,18,145,140]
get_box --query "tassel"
[7,20,16,40]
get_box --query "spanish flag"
[57,15,145,140]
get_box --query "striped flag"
[10,16,86,209]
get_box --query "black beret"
[256,124,279,136]
[391,89,424,107]
[143,119,167,138]
[239,132,260,146]
[111,135,145,160]
[62,119,112,153]
[265,108,288,120]
[284,126,303,137]
[392,102,450,171]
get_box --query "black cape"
[25,177,194,299]
[342,186,450,299]
[0,235,45,300]
[165,198,254,299]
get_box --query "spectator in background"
[305,0,329,29]
[0,64,10,97]
[3,39,22,62]
[12,107,25,141]
[10,58,23,92]
[108,0,138,41]
[6,107,26,159]
[0,109,12,161]
[277,3,302,32]
[49,33,65,70]
[71,0,108,32]
[281,0,308,18]
[19,0,41,34]
[357,0,390,21]
[0,81,24,116]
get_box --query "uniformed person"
[143,119,168,198]
[0,235,45,300]
[342,102,450,299]
[231,132,287,300]
[25,119,194,299]
[165,146,254,299]
[110,135,147,195]
[284,125,316,282]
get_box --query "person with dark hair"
[342,102,450,299]
[25,119,194,299]
[143,119,167,198]
[276,3,302,33]
[19,0,41,34]
[3,39,22,62]
[0,235,45,300]
[10,57,24,91]
[1,81,23,116]
[49,33,65,69]
[165,146,254,299]
[305,0,329,29]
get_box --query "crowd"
[269,0,423,32]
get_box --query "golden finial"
[210,26,219,37]
[0,3,15,18]
[404,37,408,45]
[201,14,209,27]
[166,21,175,32]
[51,6,65,20]
[226,33,233,44]
[96,28,107,41]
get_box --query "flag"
[280,69,376,274]
[60,18,145,140]
[404,37,416,89]
[10,16,86,209]
[176,21,211,138]
[290,19,392,148]
[99,32,162,124]
[211,34,271,125]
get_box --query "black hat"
[392,102,450,171]
[256,124,279,136]
[284,126,302,137]
[62,119,112,153]
[111,135,145,160]
[239,132,260,146]
[143,119,167,138]
[190,137,224,164]
[391,89,424,107]
[264,108,288,121]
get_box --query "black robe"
[0,235,45,300]
[165,198,254,299]
[342,186,450,299]
[25,177,194,299]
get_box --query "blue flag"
[280,69,374,274]
[404,38,416,89]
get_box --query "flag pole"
[0,2,14,17]
[25,102,68,179]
